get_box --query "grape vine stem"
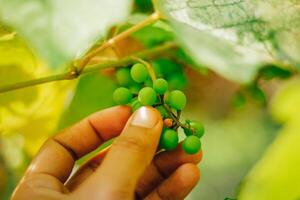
[77,12,161,74]
[0,42,177,93]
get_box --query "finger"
[66,147,110,190]
[24,106,131,183]
[145,163,200,200]
[75,106,163,199]
[136,146,203,198]
[65,144,202,192]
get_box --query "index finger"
[25,106,132,183]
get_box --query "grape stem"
[140,60,189,131]
[162,103,189,130]
[77,12,161,74]
[132,57,157,82]
[0,42,177,93]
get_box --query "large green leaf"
[238,79,300,199]
[0,0,132,68]
[57,73,116,130]
[158,0,300,83]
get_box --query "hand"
[12,106,202,200]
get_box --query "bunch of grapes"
[112,63,204,154]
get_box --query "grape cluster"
[113,63,204,154]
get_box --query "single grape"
[168,90,187,110]
[182,136,201,154]
[184,121,205,138]
[116,68,134,86]
[131,63,148,83]
[113,87,132,105]
[153,78,168,94]
[138,87,157,106]
[130,99,142,112]
[159,129,178,150]
[163,118,173,128]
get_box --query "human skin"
[12,106,202,200]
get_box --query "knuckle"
[114,135,151,153]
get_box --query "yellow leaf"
[238,78,300,200]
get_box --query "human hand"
[12,106,202,200]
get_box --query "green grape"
[167,73,188,90]
[168,90,187,110]
[159,129,179,150]
[113,87,132,105]
[153,59,181,76]
[182,136,201,154]
[156,105,168,118]
[129,83,142,94]
[153,78,168,94]
[131,63,148,83]
[116,68,134,86]
[138,87,157,106]
[130,99,142,112]
[184,121,205,138]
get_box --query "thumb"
[75,106,163,199]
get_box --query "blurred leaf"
[231,92,246,109]
[158,0,300,83]
[134,0,153,13]
[270,79,300,123]
[0,36,75,156]
[58,73,117,129]
[238,79,300,199]
[247,84,267,105]
[0,0,132,68]
[259,65,292,80]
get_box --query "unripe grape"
[131,63,148,83]
[184,121,205,138]
[113,87,132,105]
[159,129,178,150]
[153,78,168,94]
[168,90,187,110]
[116,68,134,86]
[138,87,157,106]
[182,136,201,154]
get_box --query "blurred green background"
[1,0,300,200]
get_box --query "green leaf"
[259,65,292,80]
[0,0,132,68]
[238,79,300,199]
[158,0,300,83]
[58,73,116,129]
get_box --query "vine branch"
[77,12,161,74]
[0,42,177,93]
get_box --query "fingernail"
[131,106,158,128]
